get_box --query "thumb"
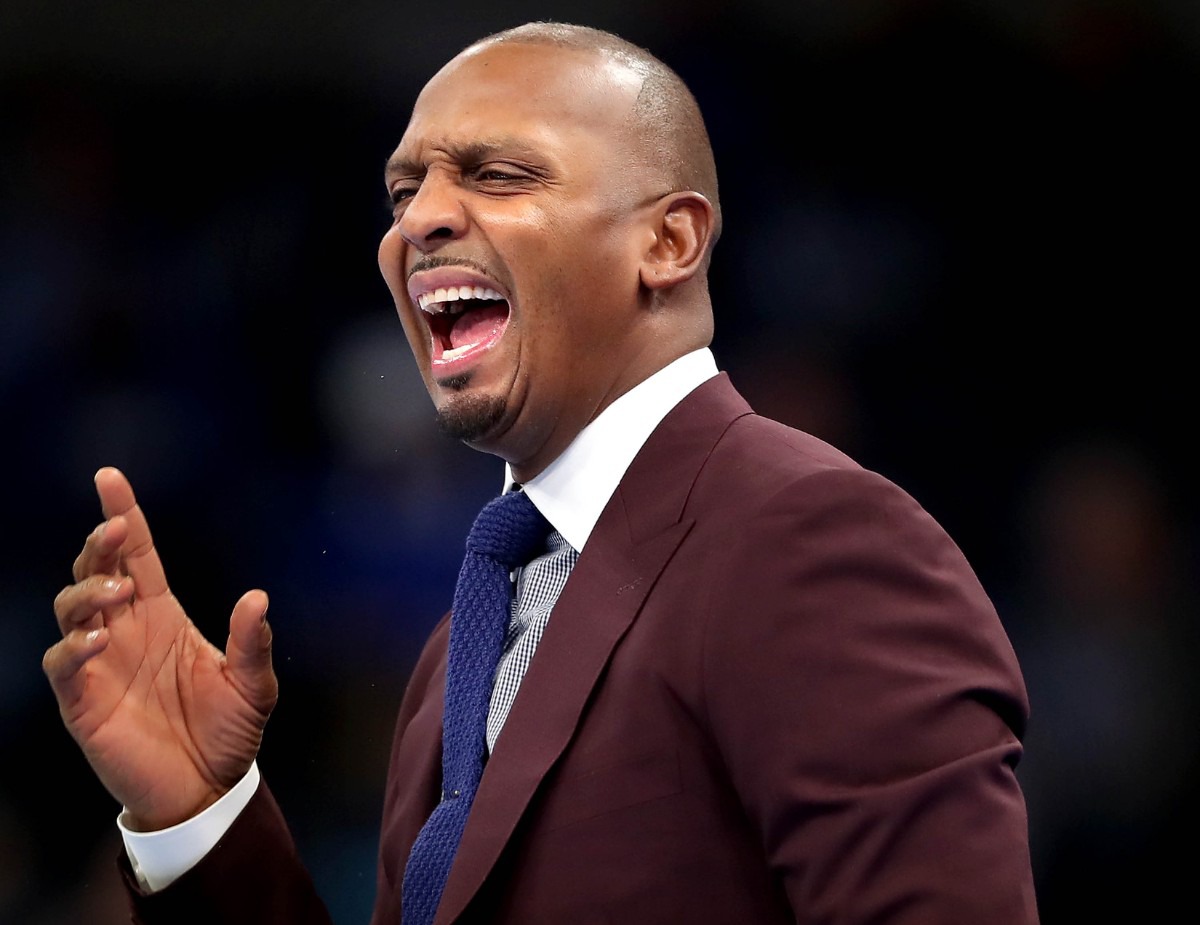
[225,589,279,716]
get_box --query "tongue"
[449,303,507,350]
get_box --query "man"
[44,21,1040,924]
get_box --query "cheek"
[397,313,428,361]
[377,229,431,368]
[538,218,638,307]
[377,226,406,299]
[505,208,640,362]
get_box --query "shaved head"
[468,22,723,255]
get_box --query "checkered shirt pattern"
[486,528,579,751]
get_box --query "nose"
[398,169,466,251]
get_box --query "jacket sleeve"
[121,779,333,925]
[702,465,1040,924]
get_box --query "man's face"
[378,42,658,480]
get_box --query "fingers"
[225,590,280,717]
[93,467,169,598]
[72,516,130,583]
[54,575,134,637]
[42,626,110,709]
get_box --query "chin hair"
[435,392,507,444]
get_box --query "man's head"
[378,22,721,481]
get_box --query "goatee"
[435,392,507,444]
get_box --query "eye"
[469,162,537,188]
[476,167,519,181]
[385,184,419,217]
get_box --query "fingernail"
[101,578,121,592]
[86,629,100,643]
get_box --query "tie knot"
[466,490,551,568]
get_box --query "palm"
[46,467,277,830]
[74,592,266,822]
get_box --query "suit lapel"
[434,374,753,923]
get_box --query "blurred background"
[2,0,1197,922]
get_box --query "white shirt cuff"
[118,761,261,892]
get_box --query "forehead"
[393,43,643,167]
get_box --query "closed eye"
[473,166,524,182]
[389,185,417,204]
[467,160,548,190]
[385,184,420,220]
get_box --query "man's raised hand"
[43,467,278,831]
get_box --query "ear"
[638,192,715,290]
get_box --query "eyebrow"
[383,139,545,181]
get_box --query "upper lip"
[406,266,508,315]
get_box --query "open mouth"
[419,285,510,365]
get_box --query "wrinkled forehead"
[399,43,644,156]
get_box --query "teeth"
[417,285,504,314]
[441,343,474,361]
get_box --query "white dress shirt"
[122,347,719,891]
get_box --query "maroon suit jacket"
[125,374,1040,923]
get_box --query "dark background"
[3,1,1197,922]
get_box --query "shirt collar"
[503,348,719,552]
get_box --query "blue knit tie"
[401,489,551,925]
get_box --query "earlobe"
[639,193,714,291]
